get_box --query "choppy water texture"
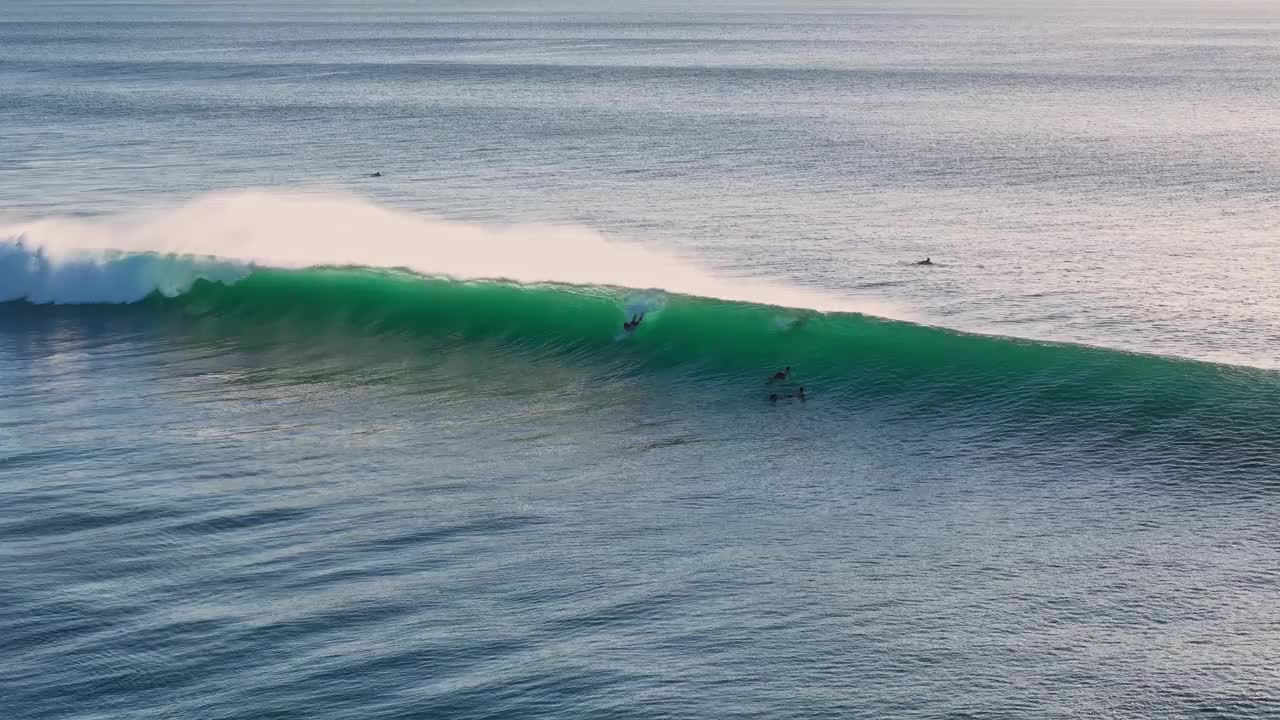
[3,3,1280,720]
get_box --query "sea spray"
[0,190,899,315]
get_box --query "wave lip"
[0,190,890,315]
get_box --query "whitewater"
[0,190,867,311]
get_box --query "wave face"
[6,259,1275,478]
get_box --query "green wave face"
[0,264,1233,477]
[163,267,1279,437]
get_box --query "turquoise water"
[3,3,1280,719]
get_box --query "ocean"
[2,2,1279,718]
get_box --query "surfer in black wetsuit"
[915,257,933,265]
[623,313,644,332]
[769,366,791,382]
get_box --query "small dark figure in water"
[769,366,791,382]
[769,393,779,403]
[915,257,933,266]
[623,313,644,332]
[795,386,806,401]
[370,171,383,178]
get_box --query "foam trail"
[0,190,890,314]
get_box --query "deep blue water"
[3,2,1280,719]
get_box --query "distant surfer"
[768,366,791,382]
[915,257,933,266]
[370,171,382,178]
[623,313,644,332]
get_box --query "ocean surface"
[3,2,1280,719]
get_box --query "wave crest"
[0,190,891,314]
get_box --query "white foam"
[0,242,251,304]
[0,190,893,314]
